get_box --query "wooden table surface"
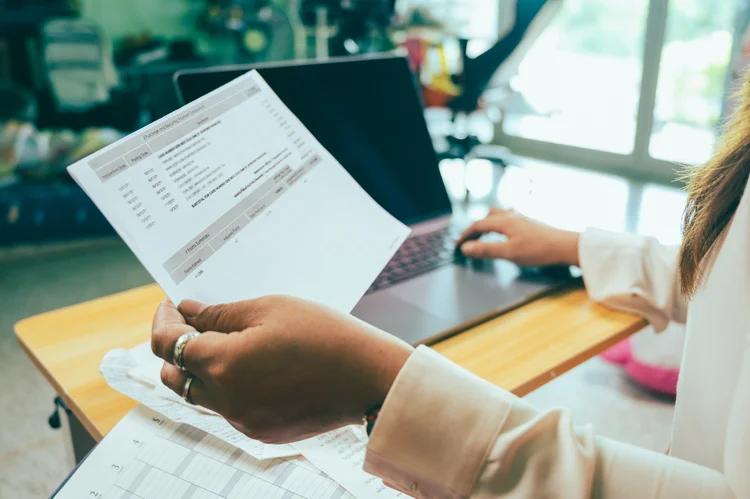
[15,283,646,441]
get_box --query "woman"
[149,76,750,497]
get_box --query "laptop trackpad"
[389,262,544,321]
[352,292,455,345]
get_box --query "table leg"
[50,396,97,464]
[67,409,97,463]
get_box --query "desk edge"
[14,329,106,440]
[510,317,648,397]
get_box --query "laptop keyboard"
[367,226,462,294]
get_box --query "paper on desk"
[293,427,404,499]
[54,405,356,499]
[67,69,410,310]
[100,342,297,460]
[100,343,402,498]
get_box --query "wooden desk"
[15,283,645,447]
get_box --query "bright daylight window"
[502,0,737,167]
[503,0,649,154]
[650,1,736,164]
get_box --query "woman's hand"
[151,296,413,444]
[456,208,580,267]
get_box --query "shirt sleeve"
[364,346,736,499]
[578,229,688,332]
[720,330,750,497]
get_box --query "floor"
[0,241,152,497]
[0,159,685,498]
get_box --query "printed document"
[68,70,409,310]
[53,405,356,499]
[293,428,402,498]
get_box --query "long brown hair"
[679,73,750,296]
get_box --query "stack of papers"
[60,70,411,497]
[99,342,402,498]
[55,405,362,499]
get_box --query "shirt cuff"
[578,227,647,283]
[364,346,515,499]
[578,227,645,302]
[578,228,676,331]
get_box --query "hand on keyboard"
[456,208,580,267]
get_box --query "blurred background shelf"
[0,182,114,248]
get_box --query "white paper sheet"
[293,428,403,499]
[54,406,355,499]
[67,69,409,310]
[99,343,297,460]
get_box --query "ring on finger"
[182,374,195,404]
[173,331,200,371]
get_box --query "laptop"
[174,54,575,345]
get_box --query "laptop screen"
[175,55,452,225]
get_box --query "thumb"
[184,300,263,333]
[460,240,510,260]
[178,299,207,318]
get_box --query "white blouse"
[362,180,750,498]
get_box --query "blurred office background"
[2,0,750,245]
[2,0,750,496]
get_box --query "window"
[503,0,649,154]
[496,0,744,184]
[650,0,736,164]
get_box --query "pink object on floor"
[601,339,678,397]
[601,340,631,364]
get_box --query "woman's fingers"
[457,215,511,247]
[183,298,270,333]
[159,362,219,411]
[153,298,186,328]
[151,299,229,377]
[153,329,229,378]
[488,206,507,215]
[151,299,196,361]
[178,299,207,319]
[459,240,511,259]
[150,322,197,363]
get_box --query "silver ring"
[173,331,200,372]
[182,374,195,404]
